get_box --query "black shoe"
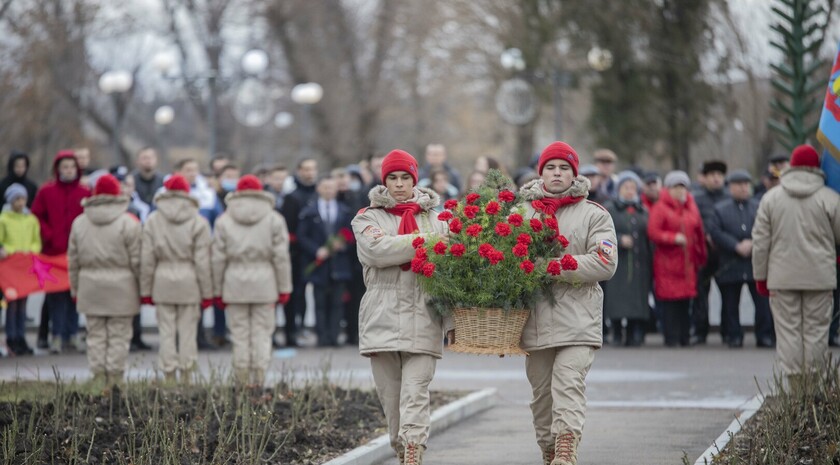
[36,338,48,350]
[757,337,776,348]
[197,339,218,351]
[690,335,707,345]
[134,340,152,351]
[728,336,743,348]
[16,338,33,355]
[830,335,840,348]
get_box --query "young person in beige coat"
[519,142,617,465]
[351,149,449,465]
[140,174,213,383]
[68,174,141,386]
[212,175,292,386]
[752,144,840,379]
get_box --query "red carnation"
[437,211,454,221]
[422,262,436,277]
[412,237,425,249]
[530,219,543,232]
[495,222,512,236]
[450,243,466,257]
[520,260,535,274]
[488,250,505,265]
[444,199,459,210]
[557,234,570,248]
[517,233,532,245]
[560,254,578,271]
[339,227,355,244]
[531,200,546,212]
[544,217,559,232]
[485,201,501,215]
[508,213,524,227]
[464,205,480,219]
[466,224,483,237]
[547,260,562,276]
[499,190,515,202]
[466,193,481,205]
[478,243,494,258]
[512,243,529,257]
[415,247,428,260]
[449,218,463,234]
[411,257,425,273]
[433,241,448,255]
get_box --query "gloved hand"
[140,296,154,305]
[213,296,226,311]
[200,298,213,310]
[277,293,291,305]
[755,280,770,297]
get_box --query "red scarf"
[538,195,585,215]
[385,203,423,270]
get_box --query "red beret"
[790,144,820,168]
[538,141,579,177]
[94,174,121,196]
[236,174,263,191]
[381,149,419,185]
[164,174,190,193]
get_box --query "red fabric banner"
[0,253,70,300]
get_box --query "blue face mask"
[221,179,238,192]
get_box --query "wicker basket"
[448,307,530,356]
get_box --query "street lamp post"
[290,83,323,158]
[154,105,174,162]
[98,70,133,164]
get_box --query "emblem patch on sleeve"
[363,226,384,238]
[598,239,615,264]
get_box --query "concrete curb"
[323,387,498,465]
[694,394,764,465]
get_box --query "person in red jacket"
[647,170,707,347]
[31,150,91,353]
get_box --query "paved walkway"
[1,332,836,464]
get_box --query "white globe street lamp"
[152,51,177,75]
[274,112,294,129]
[241,49,269,75]
[290,82,323,157]
[154,105,175,126]
[99,70,134,164]
[501,48,526,72]
[587,46,614,72]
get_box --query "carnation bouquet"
[410,170,576,354]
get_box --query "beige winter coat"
[211,190,292,304]
[518,178,618,351]
[68,195,141,317]
[140,191,213,304]
[752,167,840,291]
[352,186,449,358]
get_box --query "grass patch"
[0,369,463,464]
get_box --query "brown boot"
[403,443,425,465]
[542,445,555,465]
[551,432,578,465]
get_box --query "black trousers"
[658,298,691,346]
[314,281,346,347]
[692,262,717,340]
[718,281,775,342]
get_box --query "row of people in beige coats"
[68,174,292,386]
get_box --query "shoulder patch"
[586,200,608,212]
[356,207,368,215]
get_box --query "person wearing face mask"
[216,164,241,210]
[351,149,449,465]
[603,171,653,347]
[31,151,92,353]
[648,170,707,347]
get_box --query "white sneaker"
[69,334,86,353]
[49,338,62,354]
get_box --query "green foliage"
[769,0,836,150]
[414,170,567,314]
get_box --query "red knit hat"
[538,141,579,176]
[790,144,820,168]
[236,174,263,191]
[381,149,419,185]
[164,174,190,193]
[94,174,121,196]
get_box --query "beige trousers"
[156,304,200,374]
[227,303,275,382]
[86,316,132,376]
[526,345,595,450]
[770,290,832,375]
[370,351,436,452]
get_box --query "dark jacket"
[708,197,759,284]
[31,152,91,256]
[297,200,354,286]
[0,151,39,208]
[603,200,652,320]
[693,187,729,253]
[280,178,317,260]
[132,170,164,207]
[418,163,462,191]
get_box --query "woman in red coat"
[647,170,707,346]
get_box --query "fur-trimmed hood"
[154,190,199,224]
[367,185,440,211]
[224,190,275,225]
[518,176,591,201]
[81,194,130,224]
[781,166,825,198]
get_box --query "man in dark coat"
[0,151,38,208]
[297,176,353,347]
[131,147,164,208]
[691,160,730,344]
[707,170,774,348]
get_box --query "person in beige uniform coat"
[351,149,449,465]
[68,174,141,385]
[212,175,292,386]
[140,174,213,382]
[519,142,617,465]
[752,144,840,378]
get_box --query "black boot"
[610,319,623,347]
